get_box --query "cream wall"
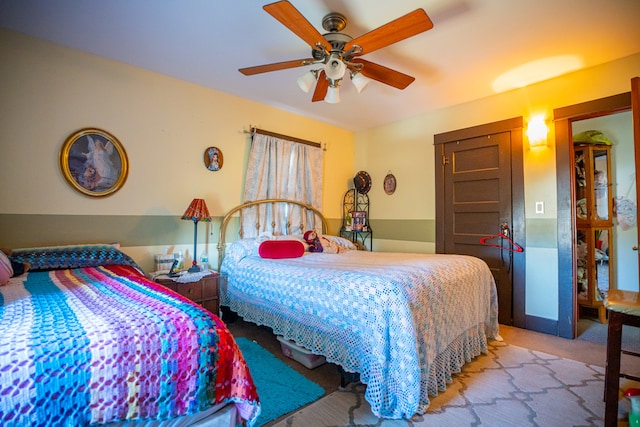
[0,29,354,270]
[355,53,640,321]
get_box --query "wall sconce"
[527,115,548,148]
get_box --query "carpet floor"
[270,341,639,427]
[226,315,640,426]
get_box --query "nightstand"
[154,272,220,315]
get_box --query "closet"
[574,143,613,324]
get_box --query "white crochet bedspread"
[221,239,499,419]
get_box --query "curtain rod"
[244,126,325,150]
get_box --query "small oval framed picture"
[204,146,223,171]
[59,128,129,197]
[383,173,396,195]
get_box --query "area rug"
[271,341,638,427]
[235,337,325,426]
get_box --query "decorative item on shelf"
[204,146,223,171]
[351,211,366,231]
[59,127,129,197]
[181,198,212,273]
[353,170,371,194]
[383,171,396,195]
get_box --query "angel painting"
[81,135,119,190]
[60,128,128,197]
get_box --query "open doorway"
[573,112,636,326]
[554,90,638,338]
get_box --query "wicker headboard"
[217,199,328,270]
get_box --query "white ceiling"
[1,0,639,132]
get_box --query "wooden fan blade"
[344,9,433,56]
[353,58,415,89]
[264,1,331,52]
[312,70,329,102]
[239,58,316,76]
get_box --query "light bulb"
[527,115,548,148]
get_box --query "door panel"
[443,132,513,324]
[435,117,525,327]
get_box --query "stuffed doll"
[0,248,30,285]
[303,230,323,253]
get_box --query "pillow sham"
[9,243,141,272]
[320,235,357,251]
[258,240,305,259]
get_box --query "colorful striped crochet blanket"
[0,263,259,426]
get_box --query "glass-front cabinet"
[574,144,612,323]
[575,145,612,225]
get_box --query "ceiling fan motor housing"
[322,12,347,32]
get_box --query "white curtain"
[242,133,323,237]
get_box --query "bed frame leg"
[337,365,360,391]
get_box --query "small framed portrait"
[59,128,128,197]
[204,146,223,171]
[383,173,396,195]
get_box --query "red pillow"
[258,240,305,259]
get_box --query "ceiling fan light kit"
[324,53,347,81]
[350,71,370,93]
[296,69,318,93]
[325,85,340,104]
[239,1,434,104]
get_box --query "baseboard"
[524,314,559,336]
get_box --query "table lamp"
[181,198,212,273]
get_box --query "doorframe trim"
[553,92,631,338]
[434,116,525,327]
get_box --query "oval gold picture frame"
[204,146,223,171]
[59,128,129,197]
[384,173,397,195]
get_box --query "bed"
[0,244,260,426]
[218,199,500,420]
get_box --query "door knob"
[633,246,638,251]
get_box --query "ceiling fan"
[239,1,434,103]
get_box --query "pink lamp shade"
[181,198,211,272]
[181,198,212,223]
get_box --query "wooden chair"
[604,289,640,426]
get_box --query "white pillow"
[320,235,357,251]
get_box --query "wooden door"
[435,117,525,326]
